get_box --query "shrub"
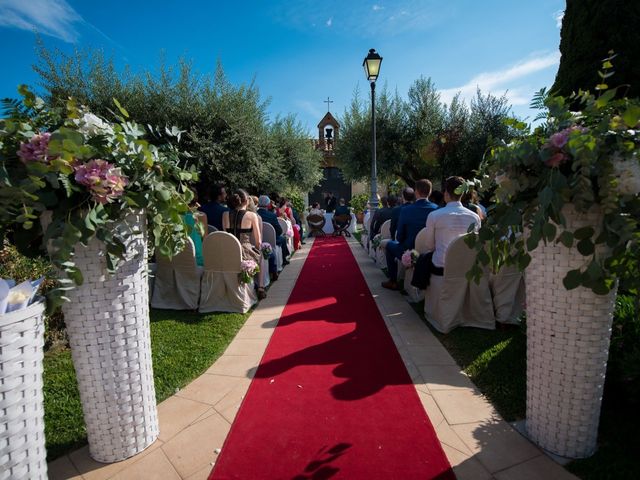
[350,193,369,214]
[608,294,640,400]
[0,242,64,348]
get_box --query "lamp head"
[363,48,382,82]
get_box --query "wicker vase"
[525,205,617,458]
[60,212,159,463]
[0,300,47,479]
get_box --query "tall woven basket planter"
[0,300,47,480]
[525,205,617,458]
[61,212,159,463]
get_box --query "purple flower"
[18,132,52,163]
[260,242,273,259]
[74,159,129,204]
[549,130,570,149]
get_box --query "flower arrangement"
[371,234,382,250]
[260,242,273,259]
[465,54,640,295]
[239,259,260,284]
[401,249,420,268]
[0,86,197,309]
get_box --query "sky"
[0,0,565,134]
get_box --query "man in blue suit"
[199,184,228,231]
[257,196,290,276]
[382,179,438,290]
[390,187,415,240]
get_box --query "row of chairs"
[361,218,524,333]
[150,221,288,314]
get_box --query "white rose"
[612,153,640,196]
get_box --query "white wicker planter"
[0,299,47,480]
[525,205,616,458]
[60,212,159,463]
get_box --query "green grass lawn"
[410,301,639,480]
[43,309,249,460]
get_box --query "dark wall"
[309,167,352,207]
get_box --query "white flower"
[76,112,113,137]
[612,153,640,196]
[495,173,508,185]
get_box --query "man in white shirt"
[424,176,481,270]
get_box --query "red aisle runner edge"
[210,236,455,480]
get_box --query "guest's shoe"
[283,259,290,266]
[257,288,267,300]
[381,280,398,291]
[270,271,279,282]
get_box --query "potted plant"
[350,192,369,224]
[466,55,640,458]
[0,87,196,462]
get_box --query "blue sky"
[0,0,565,134]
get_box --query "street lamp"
[363,48,382,211]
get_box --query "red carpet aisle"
[210,236,454,479]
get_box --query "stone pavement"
[48,236,577,479]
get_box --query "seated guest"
[257,195,290,267]
[383,179,438,290]
[425,176,481,271]
[332,198,351,231]
[390,188,415,240]
[309,202,323,216]
[277,197,301,250]
[183,190,207,266]
[222,189,266,299]
[461,190,485,221]
[370,195,395,240]
[199,184,228,231]
[429,190,445,208]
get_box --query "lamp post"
[363,48,382,211]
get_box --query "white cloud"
[0,0,82,42]
[295,99,323,120]
[326,17,333,27]
[554,10,564,28]
[372,4,383,11]
[439,52,560,106]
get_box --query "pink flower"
[18,132,52,163]
[545,152,568,168]
[549,130,570,149]
[74,159,129,204]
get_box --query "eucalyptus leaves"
[0,86,197,310]
[466,56,640,296]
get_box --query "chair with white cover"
[424,234,495,333]
[208,224,218,234]
[404,228,428,303]
[151,238,201,310]
[489,264,525,324]
[361,213,372,251]
[368,214,379,260]
[278,217,294,256]
[199,232,258,313]
[376,220,392,268]
[262,222,282,272]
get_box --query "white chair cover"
[376,220,392,268]
[424,234,495,333]
[489,264,525,324]
[361,214,372,251]
[151,238,201,310]
[262,222,283,272]
[404,228,429,303]
[199,232,257,314]
[278,217,294,255]
[208,224,218,233]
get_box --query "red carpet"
[210,236,455,479]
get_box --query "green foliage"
[43,308,249,460]
[467,56,640,295]
[349,192,369,214]
[32,42,321,194]
[336,79,513,185]
[553,0,640,99]
[282,188,306,217]
[0,242,65,347]
[0,87,196,310]
[608,294,640,397]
